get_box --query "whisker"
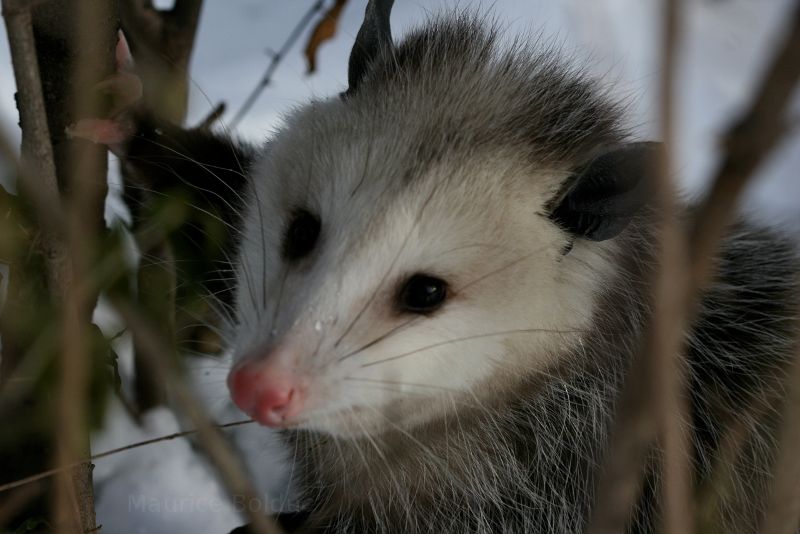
[344,376,465,394]
[457,250,539,292]
[126,139,247,217]
[336,248,544,364]
[247,177,269,313]
[269,266,290,340]
[361,327,585,368]
[333,182,443,350]
[123,175,243,236]
[359,403,477,497]
[337,316,420,363]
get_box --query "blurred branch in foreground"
[2,0,117,530]
[120,0,205,415]
[120,0,204,123]
[588,2,800,533]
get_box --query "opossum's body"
[103,6,799,534]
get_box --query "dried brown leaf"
[304,0,349,74]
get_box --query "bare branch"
[694,9,800,528]
[652,2,694,533]
[1,0,67,295]
[2,0,85,529]
[230,0,326,127]
[0,420,255,495]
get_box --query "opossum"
[75,2,800,533]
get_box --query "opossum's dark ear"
[345,0,394,96]
[549,142,658,241]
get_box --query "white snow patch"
[92,401,246,534]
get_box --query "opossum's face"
[225,100,626,437]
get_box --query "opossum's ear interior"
[549,142,659,241]
[345,0,394,96]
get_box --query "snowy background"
[1,0,799,532]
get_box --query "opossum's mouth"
[284,390,471,438]
[226,339,450,434]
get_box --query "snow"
[0,1,798,532]
[91,402,245,534]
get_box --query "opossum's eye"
[397,275,448,314]
[282,209,321,261]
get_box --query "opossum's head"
[227,8,655,437]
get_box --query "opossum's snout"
[227,346,308,427]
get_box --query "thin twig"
[113,299,283,534]
[0,420,255,495]
[229,0,326,127]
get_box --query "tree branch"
[230,0,325,127]
[589,2,800,533]
[1,0,66,295]
[50,0,116,528]
[2,0,84,530]
[588,1,690,529]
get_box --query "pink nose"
[227,357,305,427]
